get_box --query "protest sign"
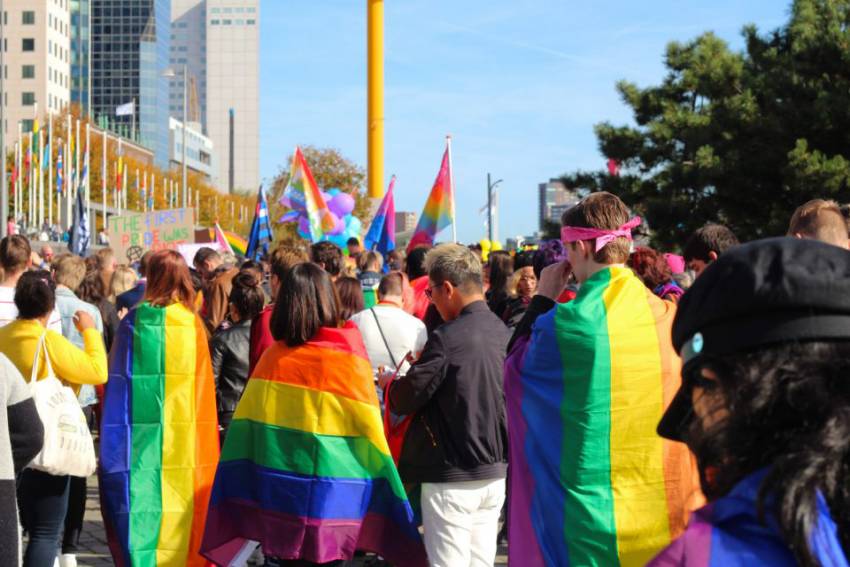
[109,208,195,263]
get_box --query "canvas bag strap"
[370,307,398,368]
[29,332,56,384]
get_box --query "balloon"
[329,193,356,217]
[344,216,362,239]
[326,188,341,197]
[327,213,345,236]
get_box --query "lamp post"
[487,173,502,243]
[163,64,188,209]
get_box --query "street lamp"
[162,64,188,209]
[487,173,503,243]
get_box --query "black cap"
[658,237,850,441]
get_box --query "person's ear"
[576,240,592,260]
[708,251,719,262]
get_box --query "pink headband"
[560,217,642,252]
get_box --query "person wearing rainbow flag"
[504,192,702,566]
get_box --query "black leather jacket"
[211,319,251,414]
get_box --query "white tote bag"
[28,333,97,477]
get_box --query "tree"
[268,146,369,243]
[562,0,850,248]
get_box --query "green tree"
[563,0,850,248]
[268,146,369,243]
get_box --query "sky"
[259,1,790,244]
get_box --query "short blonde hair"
[788,199,847,247]
[53,254,87,292]
[109,265,138,301]
[424,244,483,292]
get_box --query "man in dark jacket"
[380,243,509,567]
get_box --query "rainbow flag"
[407,142,453,252]
[201,322,427,567]
[100,302,220,567]
[504,266,701,566]
[647,469,847,566]
[283,147,336,242]
[224,230,247,257]
[364,175,396,256]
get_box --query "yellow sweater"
[0,319,108,392]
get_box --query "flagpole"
[27,131,32,229]
[72,118,80,230]
[151,173,156,211]
[16,124,22,223]
[123,167,128,211]
[446,135,457,243]
[101,127,106,233]
[47,110,53,228]
[37,109,44,231]
[85,122,90,230]
[143,170,147,212]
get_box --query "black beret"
[658,237,850,440]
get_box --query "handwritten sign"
[109,208,195,263]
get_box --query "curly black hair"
[684,341,850,567]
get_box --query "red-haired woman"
[99,250,220,567]
[628,246,684,303]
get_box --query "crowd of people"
[0,193,849,566]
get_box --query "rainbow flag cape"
[407,142,453,252]
[364,175,396,256]
[100,302,220,567]
[201,322,427,567]
[504,266,701,566]
[648,469,848,566]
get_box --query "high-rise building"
[90,0,171,168]
[167,0,258,193]
[2,1,71,141]
[169,0,206,125]
[204,0,259,193]
[69,0,91,116]
[395,211,417,233]
[538,179,581,231]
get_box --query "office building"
[2,1,71,141]
[169,0,205,124]
[168,117,214,179]
[538,179,581,231]
[204,0,259,193]
[90,0,171,168]
[395,211,417,233]
[69,0,90,115]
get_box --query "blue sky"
[259,1,789,243]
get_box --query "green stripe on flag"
[555,268,619,565]
[129,303,165,566]
[223,419,408,501]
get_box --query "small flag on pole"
[364,175,397,256]
[214,222,235,255]
[56,143,64,195]
[245,185,273,261]
[115,101,135,116]
[407,140,454,252]
[280,147,336,242]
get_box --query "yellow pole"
[367,0,384,199]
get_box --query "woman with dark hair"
[485,250,514,318]
[406,245,432,319]
[628,246,683,303]
[78,269,120,350]
[335,276,365,320]
[211,272,265,442]
[99,250,219,566]
[651,238,850,566]
[201,263,426,567]
[0,271,106,567]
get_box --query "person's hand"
[117,307,128,320]
[73,310,96,332]
[536,260,573,301]
[377,367,396,391]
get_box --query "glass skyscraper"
[70,0,91,116]
[91,0,171,168]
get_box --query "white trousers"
[421,477,506,567]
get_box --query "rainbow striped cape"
[648,469,848,566]
[201,322,427,566]
[99,302,220,567]
[504,266,701,566]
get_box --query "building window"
[222,19,231,25]
[210,19,219,25]
[22,92,36,106]
[247,7,256,13]
[247,19,256,25]
[211,7,220,13]
[22,65,34,79]
[223,7,233,13]
[235,19,244,25]
[235,7,245,13]
[22,38,35,51]
[22,119,33,133]
[23,11,35,24]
